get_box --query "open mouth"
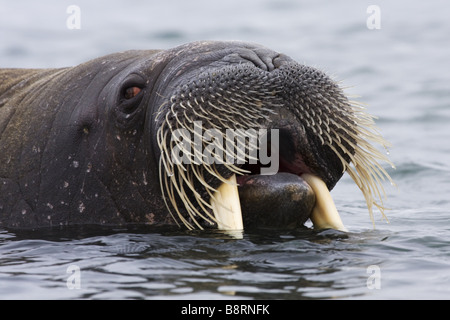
[210,150,347,232]
[209,127,347,232]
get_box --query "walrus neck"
[0,69,67,104]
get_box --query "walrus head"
[0,40,393,230]
[144,41,394,231]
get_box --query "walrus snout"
[155,43,353,231]
[155,41,393,232]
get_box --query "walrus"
[0,41,394,230]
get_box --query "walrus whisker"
[207,101,229,114]
[346,166,380,225]
[158,157,186,229]
[164,110,174,130]
[190,103,213,121]
[353,155,385,194]
[204,118,223,131]
[168,168,203,229]
[320,98,395,225]
[170,102,179,116]
[155,100,171,122]
[325,143,351,174]
[201,163,231,185]
[223,163,248,175]
[188,165,237,220]
[193,102,212,119]
[183,111,194,124]
[183,170,216,211]
[173,110,186,129]
[186,168,222,220]
[158,161,175,216]
[191,141,205,165]
[190,165,218,192]
[158,128,176,176]
[176,170,216,227]
[357,151,393,193]
[292,70,394,226]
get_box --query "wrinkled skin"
[0,41,349,229]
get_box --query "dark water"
[1,0,450,299]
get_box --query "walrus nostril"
[223,47,283,72]
[249,48,278,71]
[273,54,292,69]
[241,49,293,72]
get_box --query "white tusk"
[301,173,347,232]
[211,174,243,231]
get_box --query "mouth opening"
[211,128,347,233]
[237,128,313,182]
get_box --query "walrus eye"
[123,86,142,99]
[117,81,145,122]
